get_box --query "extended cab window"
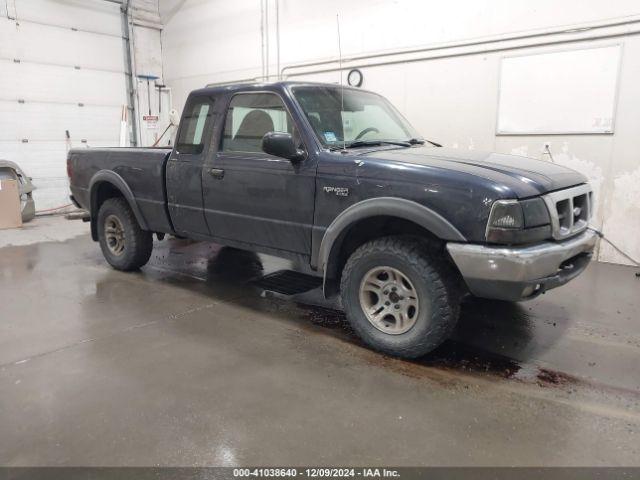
[222,93,295,153]
[176,98,214,154]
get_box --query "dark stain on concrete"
[536,368,576,387]
[298,305,349,331]
[421,340,522,378]
[292,301,523,381]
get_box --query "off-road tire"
[340,236,461,358]
[97,197,153,271]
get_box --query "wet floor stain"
[298,304,349,331]
[535,368,576,387]
[421,340,522,378]
[289,300,586,391]
[144,239,638,395]
[289,300,524,382]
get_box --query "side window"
[176,98,214,154]
[221,93,295,153]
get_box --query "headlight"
[486,198,551,244]
[488,200,523,229]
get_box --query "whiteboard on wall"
[497,45,621,135]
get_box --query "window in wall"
[176,98,214,154]
[221,93,295,153]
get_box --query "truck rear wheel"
[97,197,153,271]
[340,236,460,359]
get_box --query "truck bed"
[68,147,173,234]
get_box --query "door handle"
[208,168,225,179]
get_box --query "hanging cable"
[36,203,73,215]
[544,144,555,163]
[588,227,640,275]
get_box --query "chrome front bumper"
[446,230,597,301]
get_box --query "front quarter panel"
[313,150,499,246]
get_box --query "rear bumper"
[446,230,597,301]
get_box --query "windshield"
[292,86,422,148]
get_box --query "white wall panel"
[0,102,123,142]
[160,0,640,265]
[0,1,126,209]
[0,140,119,209]
[0,142,69,180]
[0,60,126,105]
[7,0,122,36]
[161,0,640,86]
[0,60,127,106]
[0,19,124,72]
[161,0,262,86]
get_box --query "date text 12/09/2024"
[233,468,400,478]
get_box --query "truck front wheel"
[97,197,153,271]
[340,237,460,359]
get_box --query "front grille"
[542,184,593,240]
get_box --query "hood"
[359,146,587,198]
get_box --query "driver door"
[202,92,316,256]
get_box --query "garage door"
[0,0,127,210]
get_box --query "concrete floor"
[0,216,639,466]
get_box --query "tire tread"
[340,236,460,358]
[97,197,153,271]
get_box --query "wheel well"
[324,216,446,297]
[93,182,124,209]
[90,182,125,240]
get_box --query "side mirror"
[262,132,305,162]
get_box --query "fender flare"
[88,170,149,239]
[316,197,466,295]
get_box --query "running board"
[252,270,323,296]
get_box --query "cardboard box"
[0,179,23,230]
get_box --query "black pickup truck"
[68,81,596,358]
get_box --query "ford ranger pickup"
[67,81,596,358]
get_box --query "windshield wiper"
[409,138,442,147]
[345,140,412,149]
[328,139,434,151]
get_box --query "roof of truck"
[190,81,364,96]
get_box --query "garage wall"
[128,0,169,148]
[0,0,129,210]
[160,0,640,265]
